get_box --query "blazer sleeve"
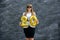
[34,12,39,24]
[19,12,25,22]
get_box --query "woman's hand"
[19,22,21,26]
[36,19,39,24]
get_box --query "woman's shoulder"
[33,11,36,13]
[33,11,36,14]
[33,12,36,16]
[23,12,26,15]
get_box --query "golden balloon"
[20,16,28,28]
[30,15,38,27]
[21,16,27,22]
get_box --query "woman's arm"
[19,12,25,26]
[34,12,39,24]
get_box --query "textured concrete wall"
[0,0,60,40]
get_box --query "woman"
[19,4,39,40]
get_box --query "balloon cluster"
[20,15,38,28]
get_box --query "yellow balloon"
[30,15,38,27]
[21,21,28,27]
[21,16,27,22]
[20,16,28,28]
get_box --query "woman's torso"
[23,12,36,28]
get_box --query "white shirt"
[26,12,31,20]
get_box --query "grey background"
[0,0,60,40]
